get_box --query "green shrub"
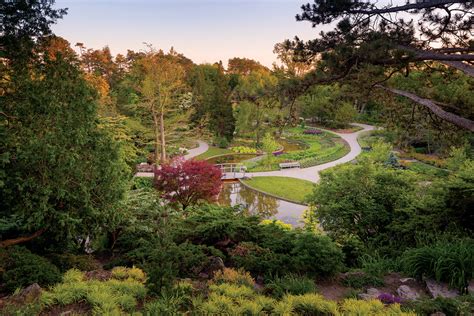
[49,253,100,272]
[214,136,229,148]
[264,274,316,298]
[2,247,61,292]
[290,233,344,277]
[341,271,384,289]
[230,242,287,276]
[401,239,474,292]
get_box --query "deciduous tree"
[154,159,222,210]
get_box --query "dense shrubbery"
[1,247,61,292]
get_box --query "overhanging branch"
[347,0,466,15]
[377,85,474,131]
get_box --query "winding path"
[247,123,375,183]
[184,140,209,160]
[135,123,375,181]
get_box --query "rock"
[430,313,446,316]
[18,283,42,303]
[358,288,381,300]
[397,285,420,300]
[468,280,474,295]
[425,279,459,299]
[400,277,416,283]
[198,272,209,279]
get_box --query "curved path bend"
[247,123,375,183]
[135,140,209,177]
[135,123,375,180]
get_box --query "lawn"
[241,176,314,204]
[195,146,233,160]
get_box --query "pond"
[206,153,259,164]
[217,182,307,227]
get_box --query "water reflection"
[218,182,307,227]
[206,154,259,164]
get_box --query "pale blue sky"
[52,0,329,67]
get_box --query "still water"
[206,154,259,164]
[217,182,307,227]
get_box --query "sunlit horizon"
[52,0,332,67]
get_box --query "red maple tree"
[154,158,222,209]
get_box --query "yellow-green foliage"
[340,299,416,316]
[211,268,255,288]
[279,293,338,315]
[260,219,292,231]
[40,267,147,315]
[196,279,417,316]
[231,146,258,154]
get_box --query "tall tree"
[139,50,186,163]
[278,0,473,131]
[234,69,278,145]
[189,63,236,142]
[0,1,128,248]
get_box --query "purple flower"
[377,293,402,304]
[303,129,322,135]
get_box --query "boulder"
[425,279,459,299]
[18,283,42,303]
[397,285,420,300]
[358,288,381,300]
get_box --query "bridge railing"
[215,163,247,179]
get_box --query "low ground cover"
[241,176,314,204]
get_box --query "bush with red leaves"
[154,158,222,209]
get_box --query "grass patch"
[404,161,450,178]
[195,146,233,160]
[241,177,314,204]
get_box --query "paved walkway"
[135,140,209,177]
[184,140,209,160]
[247,123,375,183]
[135,123,375,181]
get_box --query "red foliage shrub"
[154,158,222,209]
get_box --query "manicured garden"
[244,127,350,172]
[241,176,314,204]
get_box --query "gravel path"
[246,123,375,183]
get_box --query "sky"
[52,0,330,67]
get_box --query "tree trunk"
[160,110,166,162]
[0,229,46,248]
[152,111,160,165]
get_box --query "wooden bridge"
[215,163,247,180]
